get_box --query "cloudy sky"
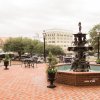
[0,0,100,38]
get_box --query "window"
[52,37,55,39]
[64,45,66,47]
[49,41,51,43]
[52,41,55,43]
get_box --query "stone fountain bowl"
[56,64,100,86]
[68,47,93,51]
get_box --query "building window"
[64,38,66,39]
[64,45,66,47]
[67,35,69,37]
[52,37,55,39]
[52,41,55,43]
[49,41,51,43]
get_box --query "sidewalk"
[0,63,100,100]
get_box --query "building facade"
[0,37,9,47]
[45,29,73,54]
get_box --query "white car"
[37,57,44,63]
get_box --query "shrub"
[47,52,58,73]
[96,59,100,64]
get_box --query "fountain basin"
[56,64,100,86]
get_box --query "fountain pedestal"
[68,22,93,72]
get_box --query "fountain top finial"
[78,22,82,33]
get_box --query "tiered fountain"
[56,22,100,86]
[68,22,93,72]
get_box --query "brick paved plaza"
[0,63,100,100]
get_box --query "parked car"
[63,57,72,63]
[13,55,30,61]
[0,53,14,60]
[37,57,44,63]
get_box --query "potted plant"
[47,52,58,88]
[3,54,10,70]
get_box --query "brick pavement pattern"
[0,63,100,100]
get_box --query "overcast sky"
[0,0,100,38]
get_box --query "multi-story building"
[45,29,73,54]
[0,37,9,52]
[0,37,9,47]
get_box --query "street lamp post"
[43,30,46,62]
[97,33,100,59]
[97,29,100,59]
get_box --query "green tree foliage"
[3,37,65,59]
[22,38,34,57]
[3,37,24,60]
[89,24,100,52]
[33,41,44,55]
[3,37,43,58]
[46,45,65,56]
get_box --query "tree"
[46,45,65,56]
[34,42,44,55]
[23,38,34,57]
[89,24,100,52]
[3,37,65,59]
[3,37,25,60]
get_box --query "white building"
[45,29,73,54]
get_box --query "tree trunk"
[18,51,21,61]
